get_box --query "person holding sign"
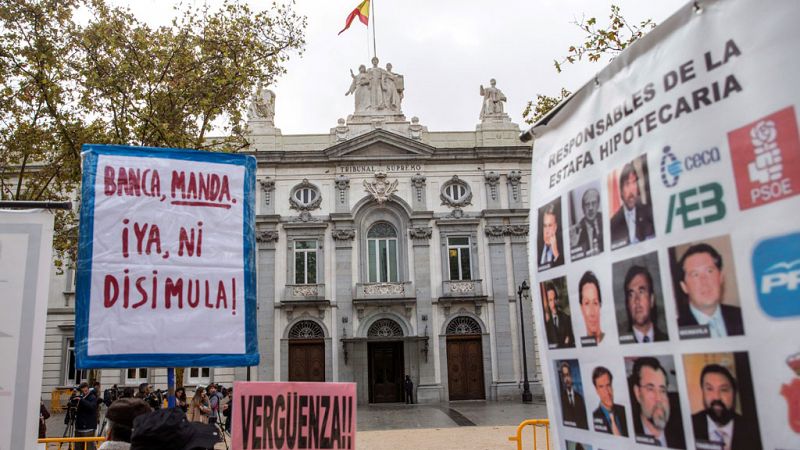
[591,366,628,437]
[610,157,656,249]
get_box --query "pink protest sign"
[232,382,356,450]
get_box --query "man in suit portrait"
[691,364,762,450]
[610,161,655,249]
[574,188,603,256]
[624,265,668,343]
[631,357,686,449]
[544,283,575,349]
[579,271,604,344]
[539,203,564,269]
[592,366,628,437]
[559,362,588,429]
[677,243,744,337]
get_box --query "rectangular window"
[368,237,399,283]
[64,338,85,385]
[187,367,211,384]
[125,368,148,384]
[368,240,377,282]
[448,237,472,280]
[294,240,317,284]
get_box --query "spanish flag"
[338,0,370,35]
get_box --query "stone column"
[484,171,501,209]
[409,223,439,402]
[334,175,350,213]
[484,224,516,396]
[508,223,542,394]
[332,225,356,382]
[256,223,279,381]
[507,171,523,209]
[259,178,276,215]
[410,174,427,211]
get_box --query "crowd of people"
[43,381,234,450]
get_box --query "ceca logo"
[659,145,721,188]
[752,231,800,318]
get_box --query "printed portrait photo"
[537,196,565,271]
[682,352,762,450]
[555,359,589,430]
[607,154,656,250]
[566,441,593,450]
[589,365,630,437]
[576,271,608,347]
[613,252,669,344]
[539,277,576,349]
[668,235,745,340]
[625,355,686,449]
[569,180,604,261]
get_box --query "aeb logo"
[752,232,800,318]
[659,145,721,187]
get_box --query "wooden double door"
[447,335,485,400]
[288,339,325,382]
[368,341,404,403]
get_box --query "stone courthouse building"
[41,59,541,404]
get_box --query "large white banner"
[529,1,800,449]
[76,144,258,368]
[0,210,54,450]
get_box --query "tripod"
[63,404,77,438]
[211,418,230,450]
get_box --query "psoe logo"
[659,145,722,188]
[753,231,800,318]
[728,106,800,210]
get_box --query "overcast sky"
[111,0,688,135]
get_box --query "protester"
[207,384,222,426]
[98,398,151,450]
[222,387,233,433]
[130,408,219,450]
[39,401,50,439]
[186,387,210,424]
[404,375,414,404]
[175,387,189,413]
[74,382,99,450]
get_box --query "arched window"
[367,319,404,337]
[446,316,482,335]
[367,222,398,283]
[288,320,325,339]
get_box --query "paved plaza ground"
[45,399,550,449]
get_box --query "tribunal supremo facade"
[41,61,542,404]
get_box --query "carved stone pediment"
[323,129,434,160]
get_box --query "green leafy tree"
[523,5,655,125]
[0,0,305,270]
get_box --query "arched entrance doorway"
[367,318,404,403]
[446,316,485,400]
[287,320,325,382]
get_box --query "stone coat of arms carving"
[363,172,398,205]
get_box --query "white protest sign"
[76,145,258,368]
[0,210,54,450]
[528,1,800,448]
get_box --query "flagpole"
[371,0,377,58]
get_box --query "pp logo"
[728,106,800,210]
[752,232,800,318]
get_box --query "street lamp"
[517,280,533,403]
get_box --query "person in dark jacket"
[74,382,98,450]
[404,375,414,404]
[39,401,50,438]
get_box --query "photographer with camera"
[73,382,99,450]
[136,382,161,410]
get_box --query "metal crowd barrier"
[508,419,551,450]
[38,437,106,449]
